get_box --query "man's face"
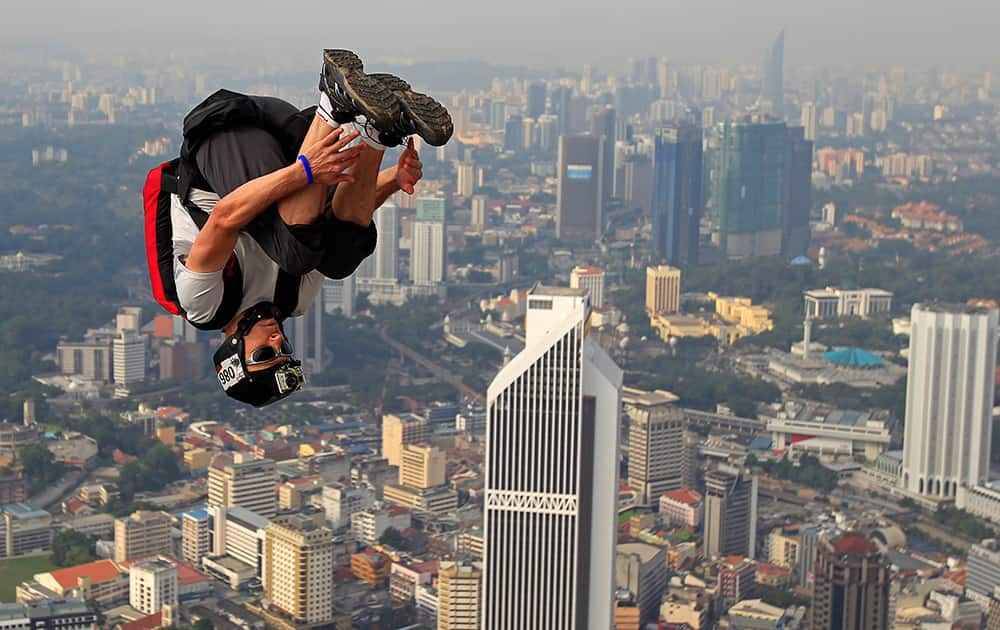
[242,318,292,373]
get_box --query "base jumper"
[143,49,453,407]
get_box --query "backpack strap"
[161,167,247,331]
[273,269,300,319]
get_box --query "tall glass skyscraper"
[483,287,623,629]
[760,30,785,118]
[711,115,788,259]
[557,134,604,244]
[651,124,703,266]
[783,126,813,257]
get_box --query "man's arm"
[373,140,423,209]
[185,127,360,273]
[374,165,401,210]
[184,164,310,273]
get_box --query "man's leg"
[275,113,341,226]
[331,143,384,227]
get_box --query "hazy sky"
[2,0,997,70]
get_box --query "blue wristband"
[297,155,314,185]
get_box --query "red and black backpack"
[142,159,246,330]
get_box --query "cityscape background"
[0,8,999,630]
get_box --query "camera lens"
[284,374,299,389]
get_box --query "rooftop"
[530,285,588,298]
[47,559,123,589]
[829,532,879,555]
[916,301,997,316]
[822,347,885,368]
[616,542,663,564]
[622,387,679,407]
[1,502,49,519]
[661,488,702,506]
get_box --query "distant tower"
[411,194,447,285]
[557,134,604,244]
[651,124,703,265]
[760,30,785,118]
[802,317,813,360]
[22,399,36,426]
[703,465,758,560]
[810,533,890,630]
[901,303,999,497]
[286,298,324,374]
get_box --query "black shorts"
[193,102,376,279]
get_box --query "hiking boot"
[319,49,400,131]
[367,73,454,147]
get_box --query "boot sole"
[369,73,454,146]
[321,50,400,129]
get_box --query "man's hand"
[395,138,423,195]
[301,127,363,185]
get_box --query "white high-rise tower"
[901,303,999,498]
[358,202,398,281]
[482,286,623,629]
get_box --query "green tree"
[19,443,53,479]
[379,527,407,550]
[51,530,97,567]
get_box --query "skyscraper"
[399,444,446,489]
[901,303,999,498]
[438,561,482,630]
[503,115,524,152]
[652,125,703,265]
[624,388,684,505]
[264,515,334,626]
[208,453,277,519]
[622,154,653,217]
[591,106,616,203]
[456,162,475,197]
[114,510,172,563]
[810,533,890,630]
[645,265,681,314]
[322,275,355,317]
[358,202,398,281]
[286,298,323,374]
[801,101,818,141]
[483,286,623,629]
[712,115,787,259]
[470,195,488,231]
[782,126,813,257]
[569,265,605,308]
[550,86,573,135]
[557,134,604,244]
[113,331,146,387]
[411,193,447,285]
[381,413,429,468]
[526,82,546,120]
[760,30,785,118]
[703,466,758,560]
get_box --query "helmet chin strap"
[235,301,285,338]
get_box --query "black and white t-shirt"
[171,188,323,325]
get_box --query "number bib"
[217,354,246,390]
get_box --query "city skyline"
[2,1,999,69]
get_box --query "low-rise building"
[0,599,97,630]
[351,549,391,586]
[382,484,459,515]
[389,560,436,603]
[350,507,412,546]
[659,488,703,528]
[18,559,128,606]
[1,502,53,558]
[803,287,893,320]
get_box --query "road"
[377,326,483,402]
